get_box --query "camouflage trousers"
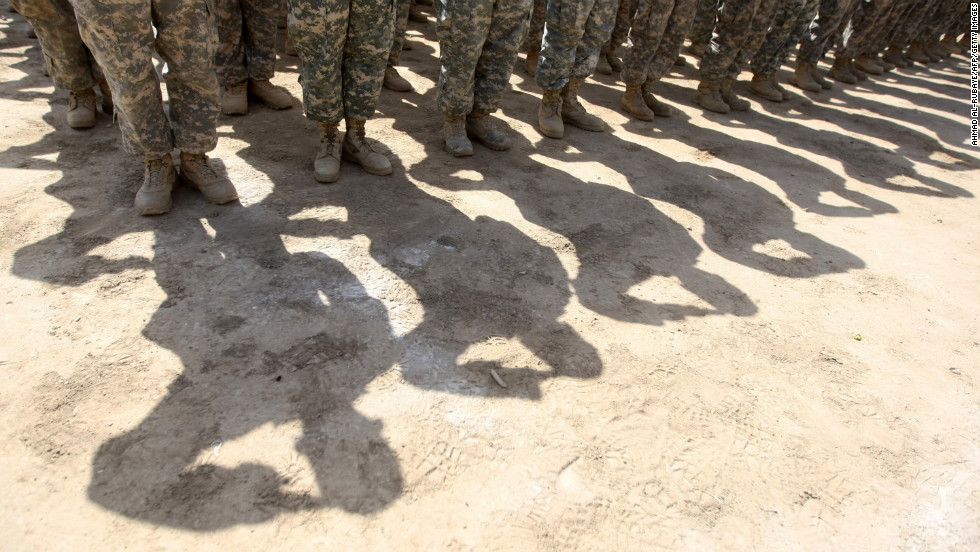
[71,0,220,160]
[10,0,101,92]
[437,0,531,116]
[287,0,394,123]
[688,0,718,45]
[213,0,280,85]
[750,0,818,74]
[389,0,410,66]
[607,0,639,50]
[521,0,545,52]
[887,0,935,48]
[536,0,617,90]
[699,0,778,81]
[796,0,860,63]
[837,0,895,58]
[622,0,697,84]
[923,0,968,41]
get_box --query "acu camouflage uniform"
[521,0,545,52]
[10,0,102,92]
[750,0,819,75]
[70,0,220,160]
[796,0,861,64]
[535,0,618,90]
[389,0,411,67]
[436,0,532,116]
[287,0,394,123]
[689,0,718,46]
[213,0,281,85]
[699,0,778,82]
[622,0,697,85]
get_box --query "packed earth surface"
[2,5,979,551]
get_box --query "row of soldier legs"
[10,0,972,215]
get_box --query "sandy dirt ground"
[2,5,979,551]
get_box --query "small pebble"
[950,367,961,375]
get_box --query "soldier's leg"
[154,0,236,205]
[436,0,490,155]
[10,0,103,127]
[342,0,394,175]
[383,0,413,92]
[622,0,674,86]
[241,0,293,107]
[72,0,174,159]
[696,0,762,113]
[471,0,532,113]
[10,0,96,92]
[288,0,346,124]
[688,0,718,54]
[467,0,530,150]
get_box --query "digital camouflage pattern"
[796,0,860,63]
[698,0,774,81]
[750,0,818,75]
[521,0,545,52]
[622,0,697,85]
[10,0,99,91]
[389,0,410,66]
[436,0,532,116]
[688,0,718,46]
[887,0,935,49]
[608,0,639,50]
[70,0,220,160]
[213,0,280,85]
[535,0,617,90]
[287,0,394,123]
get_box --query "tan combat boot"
[721,77,750,111]
[135,154,176,215]
[688,41,707,58]
[791,63,821,92]
[284,32,298,56]
[67,88,97,129]
[560,76,604,131]
[749,72,783,101]
[342,119,392,175]
[596,48,613,75]
[621,83,654,121]
[249,79,292,109]
[97,79,113,114]
[694,80,729,113]
[383,65,414,92]
[525,49,540,75]
[538,88,564,138]
[848,59,868,80]
[444,115,473,157]
[810,64,833,89]
[828,57,857,84]
[221,81,248,115]
[924,41,945,61]
[607,46,624,72]
[642,79,673,117]
[180,152,239,204]
[853,56,883,75]
[314,121,342,183]
[906,41,931,64]
[883,46,909,68]
[466,111,511,151]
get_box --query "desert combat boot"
[314,122,342,183]
[622,83,654,121]
[67,88,97,129]
[445,115,474,157]
[135,154,176,215]
[249,79,293,109]
[342,119,392,176]
[465,111,511,151]
[538,88,564,138]
[179,152,239,204]
[560,76,604,132]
